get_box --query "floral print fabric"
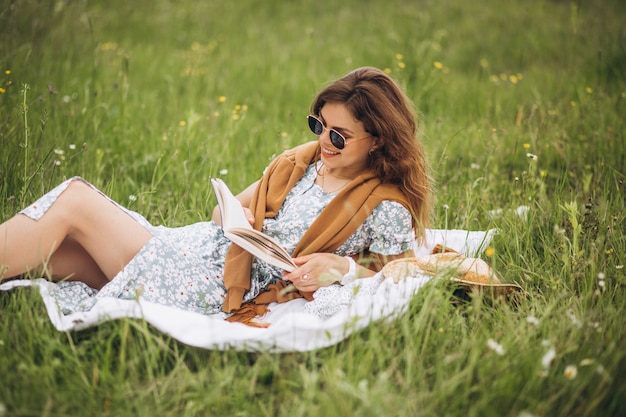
[19,164,415,316]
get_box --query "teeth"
[322,148,339,155]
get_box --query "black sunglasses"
[307,115,371,149]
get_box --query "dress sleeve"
[364,200,416,255]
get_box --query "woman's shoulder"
[370,182,410,209]
[373,199,412,215]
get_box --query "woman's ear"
[370,137,384,152]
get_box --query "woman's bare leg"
[0,180,153,284]
[45,236,110,289]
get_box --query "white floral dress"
[19,163,415,316]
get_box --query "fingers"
[242,208,255,225]
[284,268,338,292]
[283,253,343,287]
[281,268,315,290]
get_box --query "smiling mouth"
[321,147,339,155]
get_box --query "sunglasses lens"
[307,115,345,149]
[329,131,345,149]
[308,116,323,135]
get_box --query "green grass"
[1,0,625,415]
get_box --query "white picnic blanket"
[0,228,495,352]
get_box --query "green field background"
[1,1,625,416]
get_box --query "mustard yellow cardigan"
[222,141,410,314]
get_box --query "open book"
[211,178,297,272]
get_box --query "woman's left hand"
[282,253,348,292]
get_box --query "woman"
[0,67,432,319]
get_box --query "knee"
[56,179,97,218]
[65,178,93,199]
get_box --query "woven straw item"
[382,253,523,295]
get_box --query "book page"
[211,178,296,272]
[210,178,253,231]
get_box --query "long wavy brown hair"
[311,67,433,238]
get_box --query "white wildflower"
[526,315,540,326]
[219,169,229,175]
[526,153,538,160]
[69,144,76,150]
[598,272,606,291]
[471,163,480,170]
[358,379,368,392]
[54,149,65,155]
[579,358,594,366]
[616,265,624,270]
[515,205,530,220]
[564,365,577,380]
[542,347,556,369]
[54,160,62,166]
[443,204,449,211]
[566,309,583,328]
[487,338,505,355]
[128,195,137,202]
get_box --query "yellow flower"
[4,70,10,75]
[523,143,530,149]
[398,62,406,69]
[280,132,288,138]
[100,42,118,51]
[585,87,593,94]
[232,114,240,120]
[0,87,5,94]
[383,68,392,74]
[395,53,403,60]
[218,96,227,103]
[509,75,519,84]
[485,247,495,257]
[479,59,489,68]
[179,120,186,127]
[242,104,248,111]
[234,104,241,110]
[433,61,443,69]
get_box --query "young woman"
[0,67,432,319]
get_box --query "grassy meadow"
[1,0,625,415]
